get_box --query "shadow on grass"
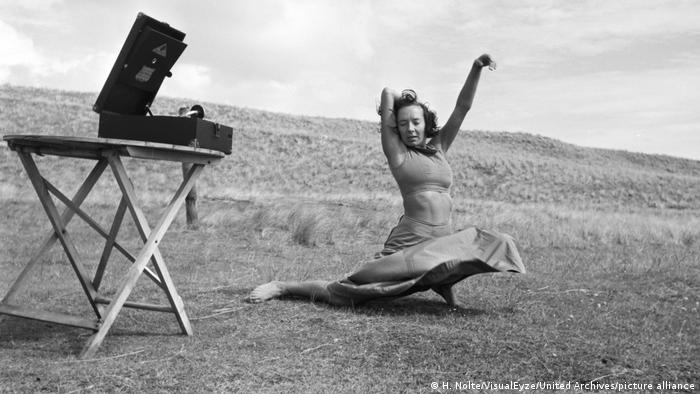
[209,286,517,318]
[272,295,491,318]
[0,317,81,341]
[357,297,488,317]
[0,315,185,354]
[0,317,89,355]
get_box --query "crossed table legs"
[0,151,202,358]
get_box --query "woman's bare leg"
[247,280,352,306]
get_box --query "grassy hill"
[0,84,698,392]
[2,84,700,211]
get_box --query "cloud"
[160,0,382,116]
[177,0,376,84]
[0,6,117,90]
[469,62,700,158]
[0,20,42,76]
[468,0,700,66]
[6,0,63,11]
[161,63,213,101]
[2,1,699,159]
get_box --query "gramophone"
[93,12,233,154]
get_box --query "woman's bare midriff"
[402,190,453,225]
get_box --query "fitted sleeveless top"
[390,146,453,197]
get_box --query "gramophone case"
[93,13,233,154]
[98,112,233,154]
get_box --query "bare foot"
[246,281,286,303]
[432,284,458,306]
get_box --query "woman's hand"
[475,54,496,71]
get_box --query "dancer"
[248,54,524,307]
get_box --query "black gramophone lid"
[93,12,187,115]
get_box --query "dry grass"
[0,85,699,392]
[1,198,698,392]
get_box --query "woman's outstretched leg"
[247,280,352,306]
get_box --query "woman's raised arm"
[379,87,407,167]
[434,54,496,152]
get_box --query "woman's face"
[396,104,426,147]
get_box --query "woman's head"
[393,90,439,147]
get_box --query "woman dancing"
[248,54,525,307]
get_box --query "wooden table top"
[3,135,225,164]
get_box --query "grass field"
[0,85,698,393]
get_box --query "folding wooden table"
[0,135,224,358]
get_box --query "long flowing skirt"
[376,215,453,258]
[327,227,525,304]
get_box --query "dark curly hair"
[393,91,440,138]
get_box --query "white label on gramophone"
[135,66,155,82]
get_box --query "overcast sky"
[2,0,699,160]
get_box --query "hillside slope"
[1,84,699,210]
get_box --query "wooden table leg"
[9,153,103,318]
[93,197,129,291]
[42,186,166,291]
[1,159,106,310]
[80,155,202,358]
[107,155,197,335]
